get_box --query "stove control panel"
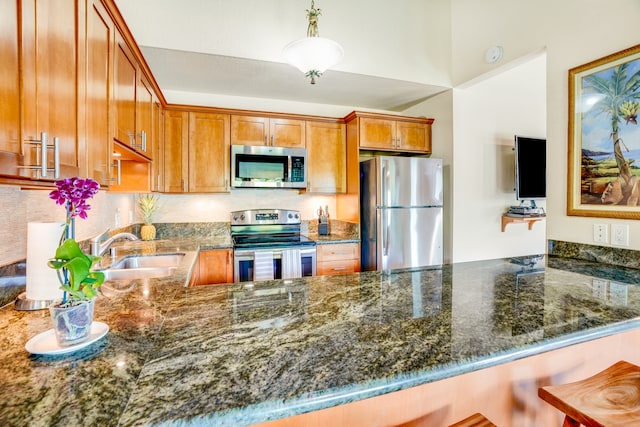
[231,209,301,226]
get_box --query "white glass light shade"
[282,36,344,75]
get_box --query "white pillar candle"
[26,222,65,302]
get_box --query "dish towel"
[253,251,274,281]
[281,249,302,279]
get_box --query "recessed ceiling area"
[115,0,451,112]
[140,46,448,111]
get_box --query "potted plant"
[47,177,104,346]
[138,193,160,241]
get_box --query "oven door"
[233,246,316,283]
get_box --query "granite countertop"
[2,251,640,426]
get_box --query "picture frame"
[567,43,640,219]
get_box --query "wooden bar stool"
[538,360,640,426]
[448,413,496,427]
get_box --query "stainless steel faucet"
[90,228,139,257]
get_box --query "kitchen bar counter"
[2,251,640,426]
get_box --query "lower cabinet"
[316,243,360,276]
[192,249,233,286]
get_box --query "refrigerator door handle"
[381,158,388,207]
[382,210,389,256]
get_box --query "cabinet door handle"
[40,132,48,177]
[20,132,51,178]
[264,135,268,145]
[270,135,274,146]
[109,158,121,185]
[52,136,60,179]
[141,130,147,152]
[333,267,346,271]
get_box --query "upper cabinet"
[0,0,22,179]
[306,121,346,193]
[188,112,230,192]
[0,0,162,189]
[21,0,80,180]
[84,0,115,187]
[114,33,138,150]
[163,110,230,193]
[150,101,163,192]
[231,115,305,148]
[162,110,188,193]
[135,74,154,158]
[113,31,154,161]
[345,111,434,154]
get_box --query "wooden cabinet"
[162,110,188,193]
[163,110,230,193]
[113,32,153,159]
[83,0,115,187]
[188,112,230,192]
[193,249,233,286]
[21,0,80,180]
[396,120,431,152]
[345,111,433,154]
[150,102,163,191]
[0,0,22,179]
[0,0,161,188]
[114,32,137,150]
[316,243,360,276]
[135,74,154,158]
[306,121,346,193]
[231,115,305,148]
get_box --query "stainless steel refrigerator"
[360,156,443,271]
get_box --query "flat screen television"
[515,135,546,201]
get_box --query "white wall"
[451,54,547,262]
[450,0,640,251]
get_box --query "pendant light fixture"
[282,0,343,84]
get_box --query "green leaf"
[54,238,85,261]
[48,238,105,301]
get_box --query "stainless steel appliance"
[231,145,306,189]
[231,209,316,282]
[360,156,443,271]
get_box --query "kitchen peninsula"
[2,238,640,426]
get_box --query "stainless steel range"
[231,209,316,282]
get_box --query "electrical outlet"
[593,224,608,244]
[611,224,630,246]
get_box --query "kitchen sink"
[100,253,185,281]
[109,253,185,269]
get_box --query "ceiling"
[114,1,450,112]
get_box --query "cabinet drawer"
[317,243,358,262]
[317,259,358,276]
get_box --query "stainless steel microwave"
[231,145,307,189]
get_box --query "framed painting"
[567,43,640,218]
